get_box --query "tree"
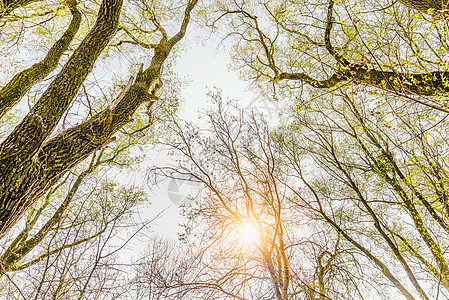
[139,86,449,299]
[0,131,155,299]
[4,0,449,298]
[146,93,367,300]
[210,0,449,113]
[203,1,449,295]
[0,0,198,237]
[274,87,449,299]
[156,96,292,299]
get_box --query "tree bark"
[280,67,449,97]
[0,0,81,118]
[0,154,99,277]
[0,0,198,238]
[0,0,40,18]
[398,0,449,20]
[0,0,123,237]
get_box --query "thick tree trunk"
[0,0,81,118]
[0,0,198,238]
[0,0,123,237]
[398,0,449,20]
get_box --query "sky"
[145,38,252,238]
[142,35,282,240]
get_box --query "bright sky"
[145,37,253,238]
[144,33,286,241]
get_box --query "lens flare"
[239,220,260,243]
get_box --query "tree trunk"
[0,0,82,118]
[0,0,198,238]
[398,0,449,20]
[0,0,123,237]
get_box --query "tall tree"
[0,118,158,298]
[147,94,366,300]
[211,0,449,112]
[0,0,198,237]
[274,88,449,299]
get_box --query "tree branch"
[0,0,123,238]
[0,0,82,118]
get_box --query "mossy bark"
[0,0,39,18]
[0,0,123,237]
[0,0,197,238]
[398,0,449,20]
[0,157,97,277]
[280,66,449,98]
[0,0,82,118]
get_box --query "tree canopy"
[2,0,449,299]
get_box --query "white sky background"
[144,35,280,239]
[138,26,284,245]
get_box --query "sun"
[238,219,260,243]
